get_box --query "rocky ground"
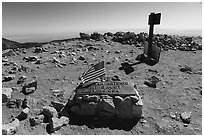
[2,32,202,135]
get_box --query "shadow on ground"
[68,114,140,131]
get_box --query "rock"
[111,75,121,81]
[132,100,143,118]
[23,56,38,62]
[170,112,176,119]
[180,66,192,73]
[59,116,69,125]
[180,112,191,124]
[78,55,85,60]
[49,116,69,133]
[129,95,139,103]
[2,49,15,57]
[2,58,9,62]
[91,32,103,41]
[87,46,100,51]
[6,100,17,108]
[22,97,36,108]
[79,32,91,40]
[42,106,58,119]
[21,87,36,95]
[3,74,15,82]
[80,102,98,116]
[2,118,20,135]
[16,107,29,121]
[116,97,133,119]
[98,96,116,118]
[8,66,18,74]
[70,52,77,56]
[21,80,37,95]
[17,76,27,84]
[51,101,65,112]
[2,88,13,103]
[113,96,124,106]
[29,115,44,126]
[34,47,47,53]
[115,50,121,53]
[87,95,100,102]
[15,99,23,108]
[52,89,64,97]
[144,76,160,88]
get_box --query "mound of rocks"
[64,80,143,119]
[79,33,91,40]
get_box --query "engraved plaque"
[76,81,136,95]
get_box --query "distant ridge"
[2,38,21,50]
[2,38,47,50]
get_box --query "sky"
[2,2,202,42]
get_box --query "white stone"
[2,118,20,135]
[2,88,13,103]
[42,106,58,119]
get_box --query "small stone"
[16,107,29,121]
[59,116,69,125]
[22,87,36,95]
[17,76,27,84]
[180,112,191,124]
[22,97,36,108]
[49,117,63,133]
[170,112,176,119]
[15,99,22,108]
[2,118,20,135]
[23,56,38,62]
[51,101,65,112]
[113,96,124,106]
[129,95,139,103]
[6,100,17,108]
[29,115,44,126]
[21,80,37,95]
[115,50,121,53]
[144,76,160,88]
[78,55,85,60]
[52,89,64,97]
[87,95,99,102]
[140,119,147,123]
[3,74,15,82]
[2,88,13,103]
[42,106,58,119]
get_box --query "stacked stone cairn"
[62,79,143,119]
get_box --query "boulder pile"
[79,32,202,51]
[63,80,143,119]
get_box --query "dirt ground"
[2,39,202,135]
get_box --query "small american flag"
[80,61,105,84]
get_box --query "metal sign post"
[147,12,161,60]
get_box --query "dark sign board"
[76,81,136,95]
[148,13,161,25]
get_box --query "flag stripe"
[81,71,105,83]
[81,68,105,78]
[81,69,105,82]
[81,67,94,77]
[81,69,105,81]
